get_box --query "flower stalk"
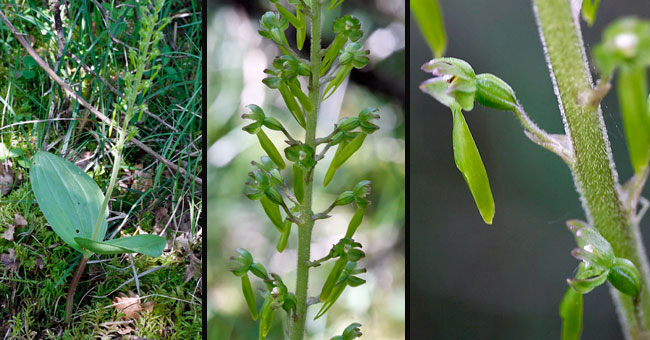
[533,0,650,337]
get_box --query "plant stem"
[90,34,150,242]
[290,2,321,339]
[533,0,650,338]
[65,254,89,324]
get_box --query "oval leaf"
[451,104,495,224]
[74,234,166,257]
[30,151,108,253]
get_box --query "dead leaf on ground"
[2,224,14,242]
[117,325,134,335]
[113,291,154,320]
[184,252,201,283]
[1,248,19,272]
[132,163,153,192]
[3,214,27,242]
[13,214,27,227]
[0,162,14,196]
[99,321,135,338]
[153,205,169,234]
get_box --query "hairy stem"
[65,255,89,324]
[290,2,321,339]
[533,0,650,338]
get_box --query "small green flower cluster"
[231,0,380,338]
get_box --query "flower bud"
[262,76,282,89]
[330,131,345,145]
[282,292,296,313]
[335,191,355,206]
[608,257,641,296]
[263,117,284,131]
[264,186,284,205]
[337,117,360,131]
[475,73,519,111]
[250,262,269,280]
[347,248,365,262]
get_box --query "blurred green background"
[411,0,650,339]
[207,0,405,339]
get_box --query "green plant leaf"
[560,287,583,340]
[22,55,36,68]
[276,220,292,252]
[74,234,166,257]
[256,130,286,170]
[22,69,36,79]
[451,103,494,224]
[30,151,108,253]
[293,164,304,204]
[581,0,600,27]
[345,207,364,238]
[259,293,274,339]
[410,0,446,57]
[618,65,650,174]
[241,274,259,320]
[260,196,285,232]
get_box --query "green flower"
[333,15,362,42]
[592,17,650,77]
[420,57,477,111]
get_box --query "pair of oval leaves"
[30,151,165,257]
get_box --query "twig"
[129,254,141,296]
[514,104,575,165]
[89,0,133,50]
[309,252,334,267]
[0,9,202,186]
[312,201,336,220]
[92,265,167,298]
[65,256,89,324]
